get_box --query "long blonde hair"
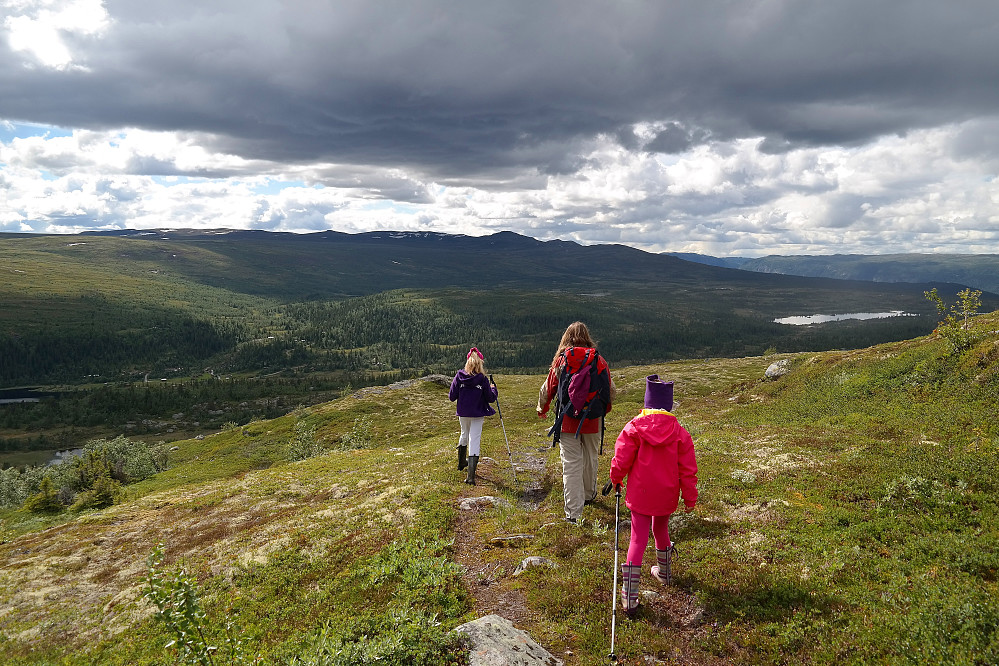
[464,350,485,375]
[551,321,596,369]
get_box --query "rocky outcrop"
[454,614,563,666]
[764,359,791,379]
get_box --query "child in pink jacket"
[609,375,698,616]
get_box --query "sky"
[1,1,998,256]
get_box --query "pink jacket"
[609,409,698,517]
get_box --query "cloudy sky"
[2,1,998,256]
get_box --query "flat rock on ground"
[454,614,563,666]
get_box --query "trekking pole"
[490,375,517,483]
[603,479,621,662]
[599,416,605,455]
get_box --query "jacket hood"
[631,410,681,446]
[456,370,478,381]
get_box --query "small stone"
[460,496,510,511]
[488,534,534,548]
[681,607,705,627]
[513,556,557,576]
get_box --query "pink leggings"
[626,511,672,566]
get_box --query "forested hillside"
[5,230,986,387]
[3,229,995,461]
[738,253,999,295]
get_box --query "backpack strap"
[550,348,585,441]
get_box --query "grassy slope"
[2,311,997,664]
[0,235,275,326]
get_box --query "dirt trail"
[451,441,553,625]
[449,436,720,664]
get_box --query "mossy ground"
[2,315,998,664]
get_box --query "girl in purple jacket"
[610,375,698,616]
[448,347,497,485]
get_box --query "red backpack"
[548,347,612,441]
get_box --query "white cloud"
[2,119,998,254]
[3,0,110,69]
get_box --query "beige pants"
[559,430,600,520]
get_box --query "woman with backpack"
[448,347,497,485]
[537,322,615,523]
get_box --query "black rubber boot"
[458,445,468,471]
[464,455,478,485]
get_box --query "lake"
[0,448,84,469]
[0,388,62,405]
[774,311,917,326]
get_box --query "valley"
[5,230,992,466]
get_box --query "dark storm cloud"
[3,0,999,180]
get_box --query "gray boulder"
[764,359,791,379]
[454,614,563,666]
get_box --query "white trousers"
[458,416,484,456]
[559,430,600,520]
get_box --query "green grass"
[1,313,997,664]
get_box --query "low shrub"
[292,610,467,666]
[287,421,324,461]
[336,415,373,450]
[23,476,62,513]
[1,435,168,513]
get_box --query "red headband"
[467,347,484,360]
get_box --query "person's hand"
[537,408,547,418]
[684,504,695,514]
[602,480,622,495]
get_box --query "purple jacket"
[449,371,497,417]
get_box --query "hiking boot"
[620,563,642,617]
[464,455,478,485]
[651,544,675,585]
[457,445,467,471]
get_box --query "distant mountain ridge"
[77,229,994,299]
[670,251,999,295]
[74,228,779,300]
[665,252,752,269]
[5,228,999,387]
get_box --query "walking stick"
[490,375,517,483]
[603,479,621,662]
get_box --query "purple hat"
[644,375,674,411]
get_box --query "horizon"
[3,227,996,261]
